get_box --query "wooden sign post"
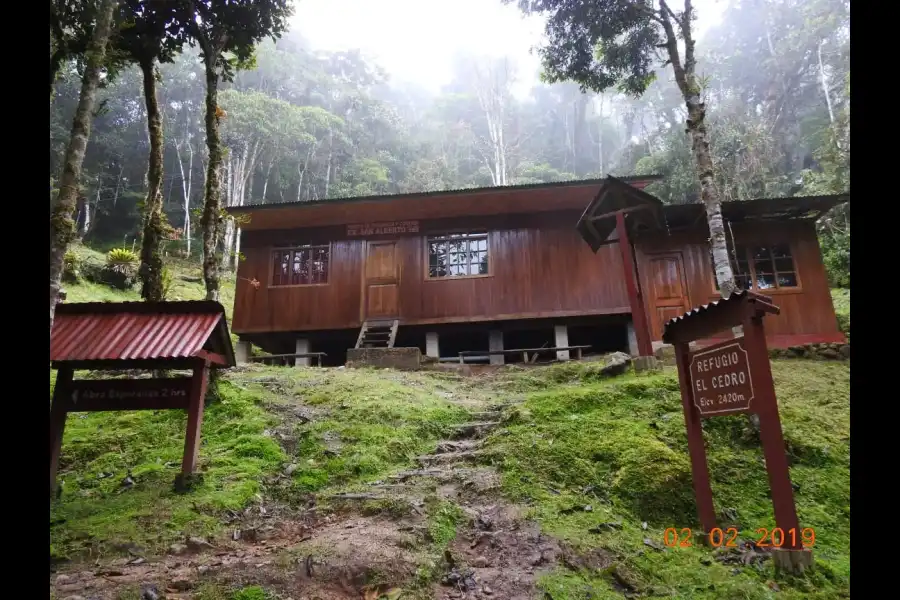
[49,301,235,496]
[663,290,813,575]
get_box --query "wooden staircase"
[355,319,399,349]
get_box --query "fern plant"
[106,248,139,274]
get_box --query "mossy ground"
[487,360,850,600]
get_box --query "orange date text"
[663,527,816,548]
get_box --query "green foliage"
[487,360,850,599]
[161,265,174,300]
[831,288,850,341]
[179,0,294,83]
[62,250,80,283]
[106,247,139,270]
[230,586,272,600]
[820,225,850,288]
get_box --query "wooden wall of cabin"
[634,219,842,344]
[232,211,631,334]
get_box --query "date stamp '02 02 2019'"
[662,527,816,549]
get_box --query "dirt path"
[50,393,566,600]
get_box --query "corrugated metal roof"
[661,290,779,344]
[51,301,234,365]
[661,194,849,230]
[228,174,663,213]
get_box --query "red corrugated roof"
[661,290,780,344]
[50,301,232,364]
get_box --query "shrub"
[62,250,80,283]
[836,312,850,342]
[102,248,139,290]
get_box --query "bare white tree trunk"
[473,57,514,186]
[262,158,274,201]
[324,127,334,197]
[175,138,194,256]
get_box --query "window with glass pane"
[711,244,751,290]
[271,245,330,286]
[752,244,797,289]
[711,243,798,291]
[427,233,489,278]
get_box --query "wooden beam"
[674,342,717,533]
[588,204,657,222]
[49,367,73,496]
[194,350,228,366]
[616,211,653,356]
[181,361,209,476]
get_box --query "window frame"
[711,241,802,294]
[424,230,492,281]
[268,243,332,288]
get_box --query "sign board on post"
[689,339,754,416]
[662,290,813,575]
[64,378,193,412]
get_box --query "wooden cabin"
[227,176,848,366]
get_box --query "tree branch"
[657,1,688,96]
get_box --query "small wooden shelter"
[49,301,235,493]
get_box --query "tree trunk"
[685,97,734,297]
[262,158,273,201]
[49,0,117,332]
[200,56,224,302]
[138,58,167,302]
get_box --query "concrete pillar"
[627,321,639,356]
[425,332,440,359]
[295,338,310,367]
[489,330,504,365]
[235,339,251,364]
[554,325,570,361]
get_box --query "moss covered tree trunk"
[49,0,117,333]
[138,57,166,302]
[200,56,224,302]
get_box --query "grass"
[486,360,850,600]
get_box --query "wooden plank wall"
[634,220,841,341]
[232,211,631,334]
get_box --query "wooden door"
[363,240,400,319]
[645,252,691,340]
